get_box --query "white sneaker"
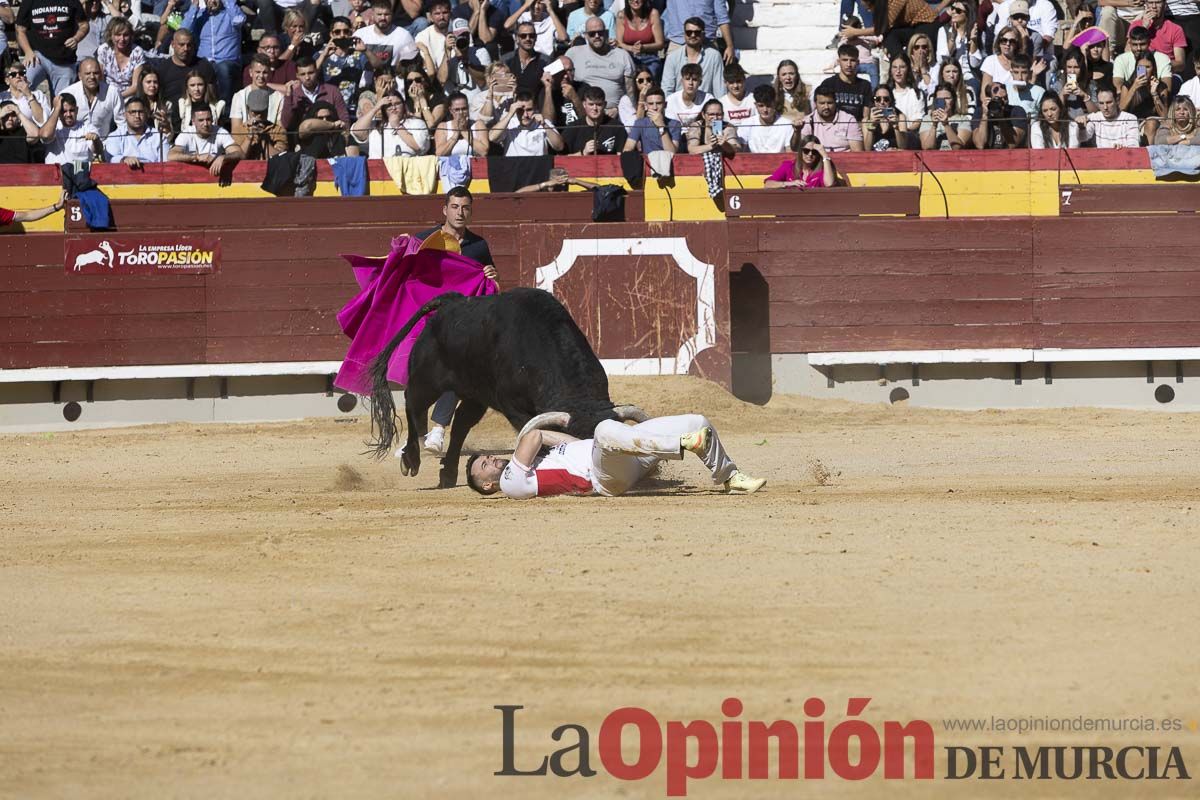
[423,426,445,455]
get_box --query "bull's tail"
[365,293,461,460]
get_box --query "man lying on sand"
[465,414,766,499]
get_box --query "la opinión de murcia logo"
[495,699,1191,796]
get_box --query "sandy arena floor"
[2,376,1198,799]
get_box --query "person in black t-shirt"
[561,84,627,153]
[815,43,873,122]
[15,0,89,95]
[413,187,498,457]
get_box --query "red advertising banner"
[65,235,221,275]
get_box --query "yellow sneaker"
[680,426,711,455]
[724,471,766,494]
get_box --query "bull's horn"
[516,412,571,448]
[613,405,649,422]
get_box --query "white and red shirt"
[500,440,596,499]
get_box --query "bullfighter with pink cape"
[335,234,497,395]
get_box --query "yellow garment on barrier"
[382,155,439,195]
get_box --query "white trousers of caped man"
[589,414,736,496]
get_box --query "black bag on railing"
[592,184,626,222]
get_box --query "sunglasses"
[911,43,930,49]
[874,95,892,101]
[636,76,652,83]
[316,114,336,120]
[331,27,351,34]
[950,5,965,11]
[586,30,606,36]
[685,28,703,35]
[801,148,819,155]
[998,37,1017,44]
[517,32,536,38]
[1010,13,1029,20]
[7,69,26,77]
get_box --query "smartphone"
[1065,74,1078,90]
[933,97,946,111]
[712,119,725,136]
[1136,64,1149,78]
[881,106,896,119]
[543,59,565,77]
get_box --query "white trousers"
[590,414,737,497]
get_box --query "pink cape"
[335,234,497,394]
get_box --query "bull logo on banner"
[71,241,115,272]
[65,236,221,275]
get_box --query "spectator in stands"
[774,59,811,121]
[1086,87,1140,146]
[1113,27,1172,97]
[1180,51,1200,105]
[988,0,1057,67]
[169,103,242,175]
[1059,48,1098,122]
[346,0,372,32]
[1099,0,1148,51]
[502,21,548,94]
[439,18,491,99]
[489,87,564,153]
[974,80,1027,148]
[135,66,171,132]
[540,55,583,126]
[616,0,665,78]
[937,60,977,118]
[280,8,326,63]
[96,18,146,102]
[981,24,1023,93]
[662,0,733,63]
[566,0,615,43]
[661,16,723,98]
[1077,30,1114,91]
[919,82,972,149]
[474,62,516,125]
[355,0,418,76]
[1030,91,1088,147]
[239,34,296,93]
[416,0,453,74]
[352,90,429,155]
[505,0,567,58]
[905,32,936,95]
[38,94,102,163]
[172,70,225,134]
[0,101,39,164]
[1005,54,1045,115]
[1121,55,1170,139]
[1,64,50,127]
[841,0,939,59]
[936,0,983,81]
[356,63,396,115]
[16,0,89,95]
[232,88,289,158]
[231,56,284,125]
[0,1,11,69]
[179,0,244,109]
[719,62,754,124]
[665,62,706,124]
[319,17,370,118]
[568,17,635,113]
[863,84,909,149]
[1127,0,1185,72]
[1167,0,1200,59]
[617,66,656,126]
[406,69,445,127]
[742,84,793,153]
[622,84,680,152]
[685,96,740,154]
[1155,96,1200,143]
[282,57,351,135]
[104,95,169,164]
[435,90,488,155]
[884,53,924,139]
[63,57,121,138]
[0,190,68,225]
[300,100,358,155]
[763,135,835,189]
[159,28,217,102]
[562,84,627,152]
[797,84,864,152]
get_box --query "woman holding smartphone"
[1058,48,1097,123]
[685,98,741,155]
[863,85,909,150]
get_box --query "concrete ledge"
[807,348,1200,366]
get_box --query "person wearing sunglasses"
[936,1,982,79]
[317,17,370,119]
[662,0,734,62]
[614,0,665,76]
[981,24,1025,95]
[764,135,835,189]
[863,86,909,150]
[0,64,50,127]
[661,15,724,99]
[839,0,939,60]
[565,17,635,113]
[986,0,1055,63]
[566,0,615,43]
[501,21,549,95]
[504,0,568,59]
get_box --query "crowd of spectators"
[3,0,1200,181]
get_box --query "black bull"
[365,288,647,487]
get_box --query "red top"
[622,18,656,45]
[0,207,14,226]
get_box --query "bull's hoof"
[438,467,458,489]
[400,446,421,476]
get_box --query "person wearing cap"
[231,88,288,158]
[439,17,493,97]
[231,55,285,125]
[103,96,169,166]
[354,0,419,76]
